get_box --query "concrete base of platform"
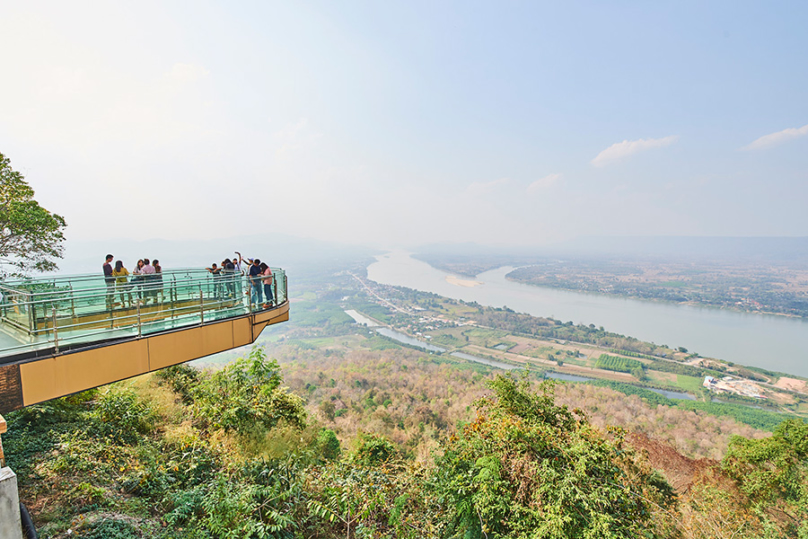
[0,467,21,539]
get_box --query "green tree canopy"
[433,374,677,538]
[722,418,808,536]
[0,152,67,276]
[193,346,307,434]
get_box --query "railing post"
[199,287,204,324]
[137,302,142,338]
[108,283,115,328]
[28,292,35,337]
[248,275,253,313]
[52,307,59,354]
[70,283,76,319]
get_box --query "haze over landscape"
[1,1,807,248]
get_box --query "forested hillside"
[5,343,807,538]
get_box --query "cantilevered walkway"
[0,268,289,413]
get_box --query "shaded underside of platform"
[0,301,289,414]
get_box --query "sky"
[1,1,806,249]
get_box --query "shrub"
[89,388,155,444]
[155,363,199,404]
[194,346,306,434]
[721,418,808,537]
[351,432,396,466]
[316,429,341,461]
[80,518,140,539]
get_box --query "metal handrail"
[5,274,243,307]
[24,289,257,333]
[2,269,285,305]
[0,269,286,303]
[0,267,269,289]
[1,267,212,284]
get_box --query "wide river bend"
[366,251,808,378]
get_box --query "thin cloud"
[466,177,510,196]
[274,118,323,158]
[527,173,561,194]
[592,136,678,167]
[167,63,210,85]
[742,124,808,151]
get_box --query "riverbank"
[412,249,808,319]
[367,251,808,378]
[503,272,807,321]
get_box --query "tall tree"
[0,152,67,276]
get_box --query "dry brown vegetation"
[552,383,766,460]
[269,343,767,461]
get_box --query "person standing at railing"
[236,252,258,298]
[113,260,132,308]
[153,260,164,303]
[206,263,223,299]
[222,258,236,298]
[131,259,144,303]
[103,254,115,310]
[233,253,245,298]
[247,258,263,306]
[140,258,156,304]
[260,262,274,309]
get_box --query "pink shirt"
[262,267,273,285]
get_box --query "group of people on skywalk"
[207,252,274,310]
[103,252,275,312]
[102,254,163,309]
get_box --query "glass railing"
[0,267,287,360]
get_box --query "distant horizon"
[55,233,808,266]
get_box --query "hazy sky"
[1,1,806,248]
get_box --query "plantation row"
[595,354,645,373]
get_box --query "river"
[366,251,808,378]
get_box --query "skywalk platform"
[0,268,289,413]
